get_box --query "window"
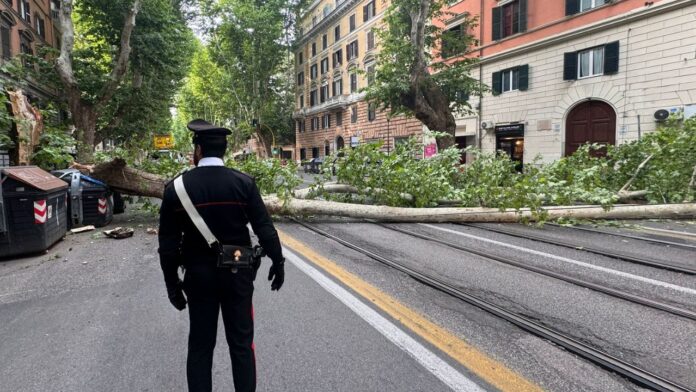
[311,117,320,131]
[349,14,356,32]
[312,16,317,27]
[297,72,305,86]
[563,42,619,81]
[332,49,342,68]
[20,1,30,23]
[322,34,328,50]
[334,25,341,41]
[363,1,376,22]
[0,19,11,60]
[35,15,44,39]
[350,72,357,92]
[322,114,331,129]
[346,40,358,61]
[297,52,303,65]
[312,147,319,158]
[320,84,329,103]
[492,0,527,41]
[351,106,358,123]
[297,120,305,132]
[366,63,375,86]
[491,65,528,95]
[325,143,330,156]
[332,78,343,96]
[566,0,607,15]
[368,103,376,121]
[20,34,32,58]
[312,42,317,57]
[578,47,603,78]
[300,148,306,160]
[366,30,375,51]
[441,24,466,58]
[320,57,329,74]
[299,94,304,108]
[336,111,343,126]
[323,4,332,17]
[310,64,318,79]
[310,89,317,106]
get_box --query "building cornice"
[296,0,363,47]
[478,0,694,66]
[293,92,366,118]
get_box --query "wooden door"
[565,101,616,156]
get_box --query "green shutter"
[519,0,528,32]
[604,41,620,75]
[518,65,529,91]
[563,52,577,81]
[566,0,580,16]
[492,72,502,96]
[492,7,502,41]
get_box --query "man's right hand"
[166,280,187,311]
[268,259,285,291]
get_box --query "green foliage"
[31,129,76,171]
[227,156,301,202]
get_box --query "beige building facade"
[293,0,423,161]
[446,0,696,166]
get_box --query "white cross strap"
[173,176,218,247]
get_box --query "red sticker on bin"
[98,198,108,215]
[34,200,47,224]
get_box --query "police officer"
[158,119,285,392]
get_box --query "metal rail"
[292,219,694,392]
[546,223,696,251]
[459,223,696,275]
[381,224,696,321]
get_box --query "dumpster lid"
[2,166,69,191]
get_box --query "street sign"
[154,135,174,149]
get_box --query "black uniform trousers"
[183,262,256,392]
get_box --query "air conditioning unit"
[654,107,683,122]
[654,109,669,122]
[481,121,495,130]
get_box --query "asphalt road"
[2,205,694,391]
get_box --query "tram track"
[458,223,696,275]
[545,223,696,251]
[292,218,694,392]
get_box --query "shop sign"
[423,134,438,158]
[494,123,525,134]
[154,135,174,149]
[350,136,360,147]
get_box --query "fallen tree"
[72,159,696,223]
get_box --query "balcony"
[293,92,365,119]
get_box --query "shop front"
[495,123,524,171]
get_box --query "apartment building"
[443,0,696,166]
[0,0,60,100]
[293,0,423,161]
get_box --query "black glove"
[268,259,285,291]
[166,280,187,311]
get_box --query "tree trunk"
[73,159,696,223]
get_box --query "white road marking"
[284,248,487,392]
[421,224,696,296]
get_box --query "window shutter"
[492,7,502,41]
[39,18,45,38]
[363,5,368,22]
[518,65,529,91]
[604,41,620,75]
[371,1,376,17]
[492,72,502,96]
[566,0,580,16]
[1,26,10,60]
[346,44,350,60]
[519,0,528,32]
[563,52,577,80]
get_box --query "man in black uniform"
[158,119,285,392]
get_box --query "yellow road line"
[278,230,543,392]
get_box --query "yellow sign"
[154,135,174,149]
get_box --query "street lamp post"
[386,118,391,156]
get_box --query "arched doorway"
[565,100,616,156]
[336,136,345,150]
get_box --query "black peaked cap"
[187,119,231,144]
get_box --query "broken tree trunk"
[73,159,696,223]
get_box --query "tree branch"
[55,0,81,97]
[95,0,142,110]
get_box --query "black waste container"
[0,166,69,258]
[52,169,114,228]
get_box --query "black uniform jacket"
[158,166,283,285]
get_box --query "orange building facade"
[442,0,696,165]
[292,0,424,162]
